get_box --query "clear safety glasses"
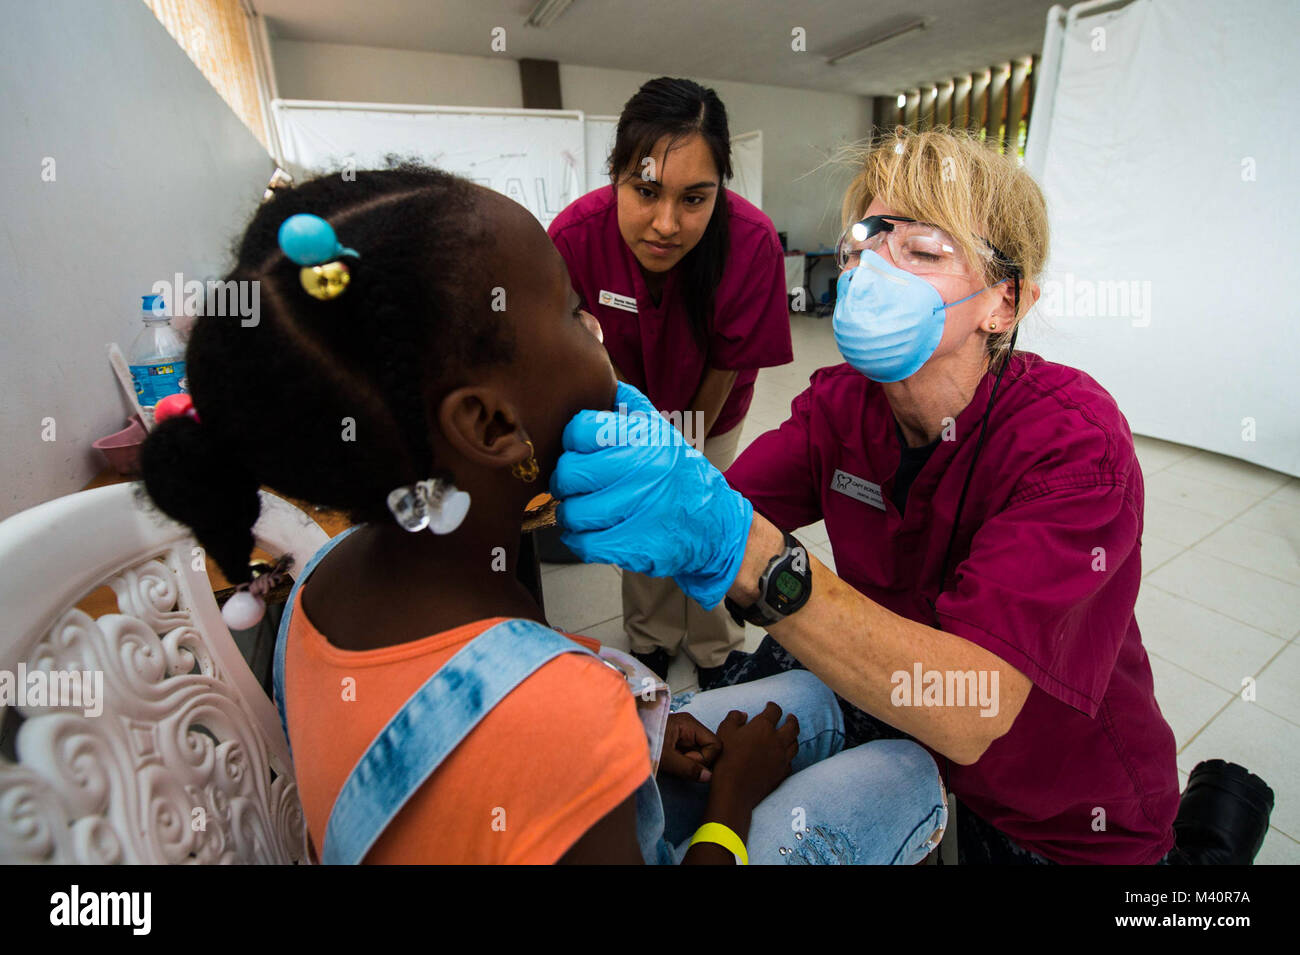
[835,215,1014,278]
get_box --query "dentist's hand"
[550,382,754,610]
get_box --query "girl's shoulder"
[288,615,650,863]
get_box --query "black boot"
[1173,760,1274,864]
[630,647,672,682]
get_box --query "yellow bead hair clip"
[277,213,360,300]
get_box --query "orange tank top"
[284,591,651,863]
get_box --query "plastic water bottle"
[128,294,187,414]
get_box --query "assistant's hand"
[550,381,754,609]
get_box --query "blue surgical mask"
[832,249,1005,383]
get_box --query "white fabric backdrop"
[273,101,586,229]
[1020,0,1298,476]
[584,114,617,192]
[730,130,764,210]
[784,254,805,294]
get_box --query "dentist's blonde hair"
[840,126,1049,362]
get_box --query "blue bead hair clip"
[277,213,360,300]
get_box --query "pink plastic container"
[93,415,148,476]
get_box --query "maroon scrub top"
[725,353,1179,865]
[548,186,793,438]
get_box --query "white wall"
[271,40,522,109]
[271,40,873,252]
[0,0,274,519]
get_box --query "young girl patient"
[140,166,946,864]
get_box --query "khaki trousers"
[622,421,746,669]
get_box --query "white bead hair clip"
[387,477,471,535]
[221,554,294,631]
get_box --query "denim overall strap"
[636,777,675,865]
[273,526,361,753]
[321,616,595,865]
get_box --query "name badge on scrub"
[598,289,638,313]
[830,468,886,511]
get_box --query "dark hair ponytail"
[138,164,512,585]
[141,416,261,584]
[609,77,732,353]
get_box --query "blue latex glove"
[550,381,754,610]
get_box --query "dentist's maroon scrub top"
[549,186,793,438]
[724,353,1179,865]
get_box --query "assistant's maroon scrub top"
[725,354,1180,865]
[549,186,793,438]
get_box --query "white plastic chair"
[0,482,328,863]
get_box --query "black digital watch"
[724,532,813,628]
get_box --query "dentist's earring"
[989,321,999,331]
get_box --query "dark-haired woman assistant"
[549,77,792,689]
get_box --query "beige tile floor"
[542,312,1300,865]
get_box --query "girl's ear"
[437,385,533,471]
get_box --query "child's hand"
[659,712,722,782]
[708,703,800,810]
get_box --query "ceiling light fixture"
[525,0,574,29]
[827,18,927,65]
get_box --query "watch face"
[747,538,812,625]
[774,570,804,602]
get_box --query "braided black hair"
[140,164,512,585]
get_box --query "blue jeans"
[658,669,948,864]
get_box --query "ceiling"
[254,0,1059,97]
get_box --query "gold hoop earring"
[511,439,539,483]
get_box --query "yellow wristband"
[689,822,749,865]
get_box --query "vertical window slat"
[141,0,268,152]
